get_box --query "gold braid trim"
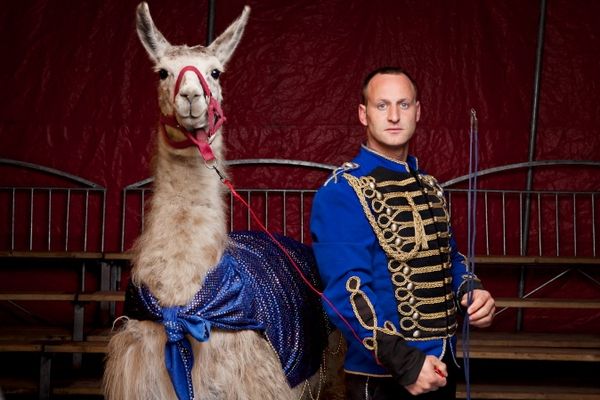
[344,173,428,262]
[390,263,449,275]
[347,276,456,345]
[346,276,380,351]
[399,318,457,335]
[377,177,416,187]
[343,172,458,341]
[385,189,431,198]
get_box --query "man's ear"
[358,104,368,127]
[415,101,421,122]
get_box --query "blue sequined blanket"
[125,231,330,400]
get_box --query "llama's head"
[136,2,249,153]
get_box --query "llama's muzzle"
[159,65,226,163]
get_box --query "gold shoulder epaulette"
[324,161,360,186]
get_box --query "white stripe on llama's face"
[136,2,250,133]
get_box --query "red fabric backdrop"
[1,0,599,332]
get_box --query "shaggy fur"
[103,3,344,399]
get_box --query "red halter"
[160,65,226,163]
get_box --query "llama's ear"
[208,6,250,66]
[136,2,171,62]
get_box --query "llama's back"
[227,231,332,386]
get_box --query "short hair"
[361,66,419,104]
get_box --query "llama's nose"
[177,72,204,105]
[179,91,201,105]
[178,89,206,118]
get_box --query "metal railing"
[0,159,106,253]
[445,188,598,258]
[2,158,598,260]
[442,160,600,258]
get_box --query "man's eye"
[400,103,409,110]
[376,104,387,111]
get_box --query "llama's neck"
[132,132,228,306]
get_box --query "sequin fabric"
[125,231,330,400]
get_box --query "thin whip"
[462,108,479,400]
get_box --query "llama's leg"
[103,319,176,400]
[192,330,295,400]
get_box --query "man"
[310,66,495,399]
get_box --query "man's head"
[359,67,421,161]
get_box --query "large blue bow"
[162,307,211,400]
[134,253,264,400]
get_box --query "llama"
[103,3,343,399]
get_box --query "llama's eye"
[211,69,221,80]
[158,69,169,80]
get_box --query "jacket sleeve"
[310,179,425,385]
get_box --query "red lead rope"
[165,64,372,359]
[221,178,367,350]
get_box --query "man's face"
[358,73,421,160]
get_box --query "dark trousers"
[344,352,458,400]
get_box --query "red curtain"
[1,0,599,332]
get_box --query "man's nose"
[388,106,400,123]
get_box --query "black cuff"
[376,332,426,386]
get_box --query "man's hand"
[404,355,447,395]
[461,288,495,328]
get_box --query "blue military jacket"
[311,145,479,377]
